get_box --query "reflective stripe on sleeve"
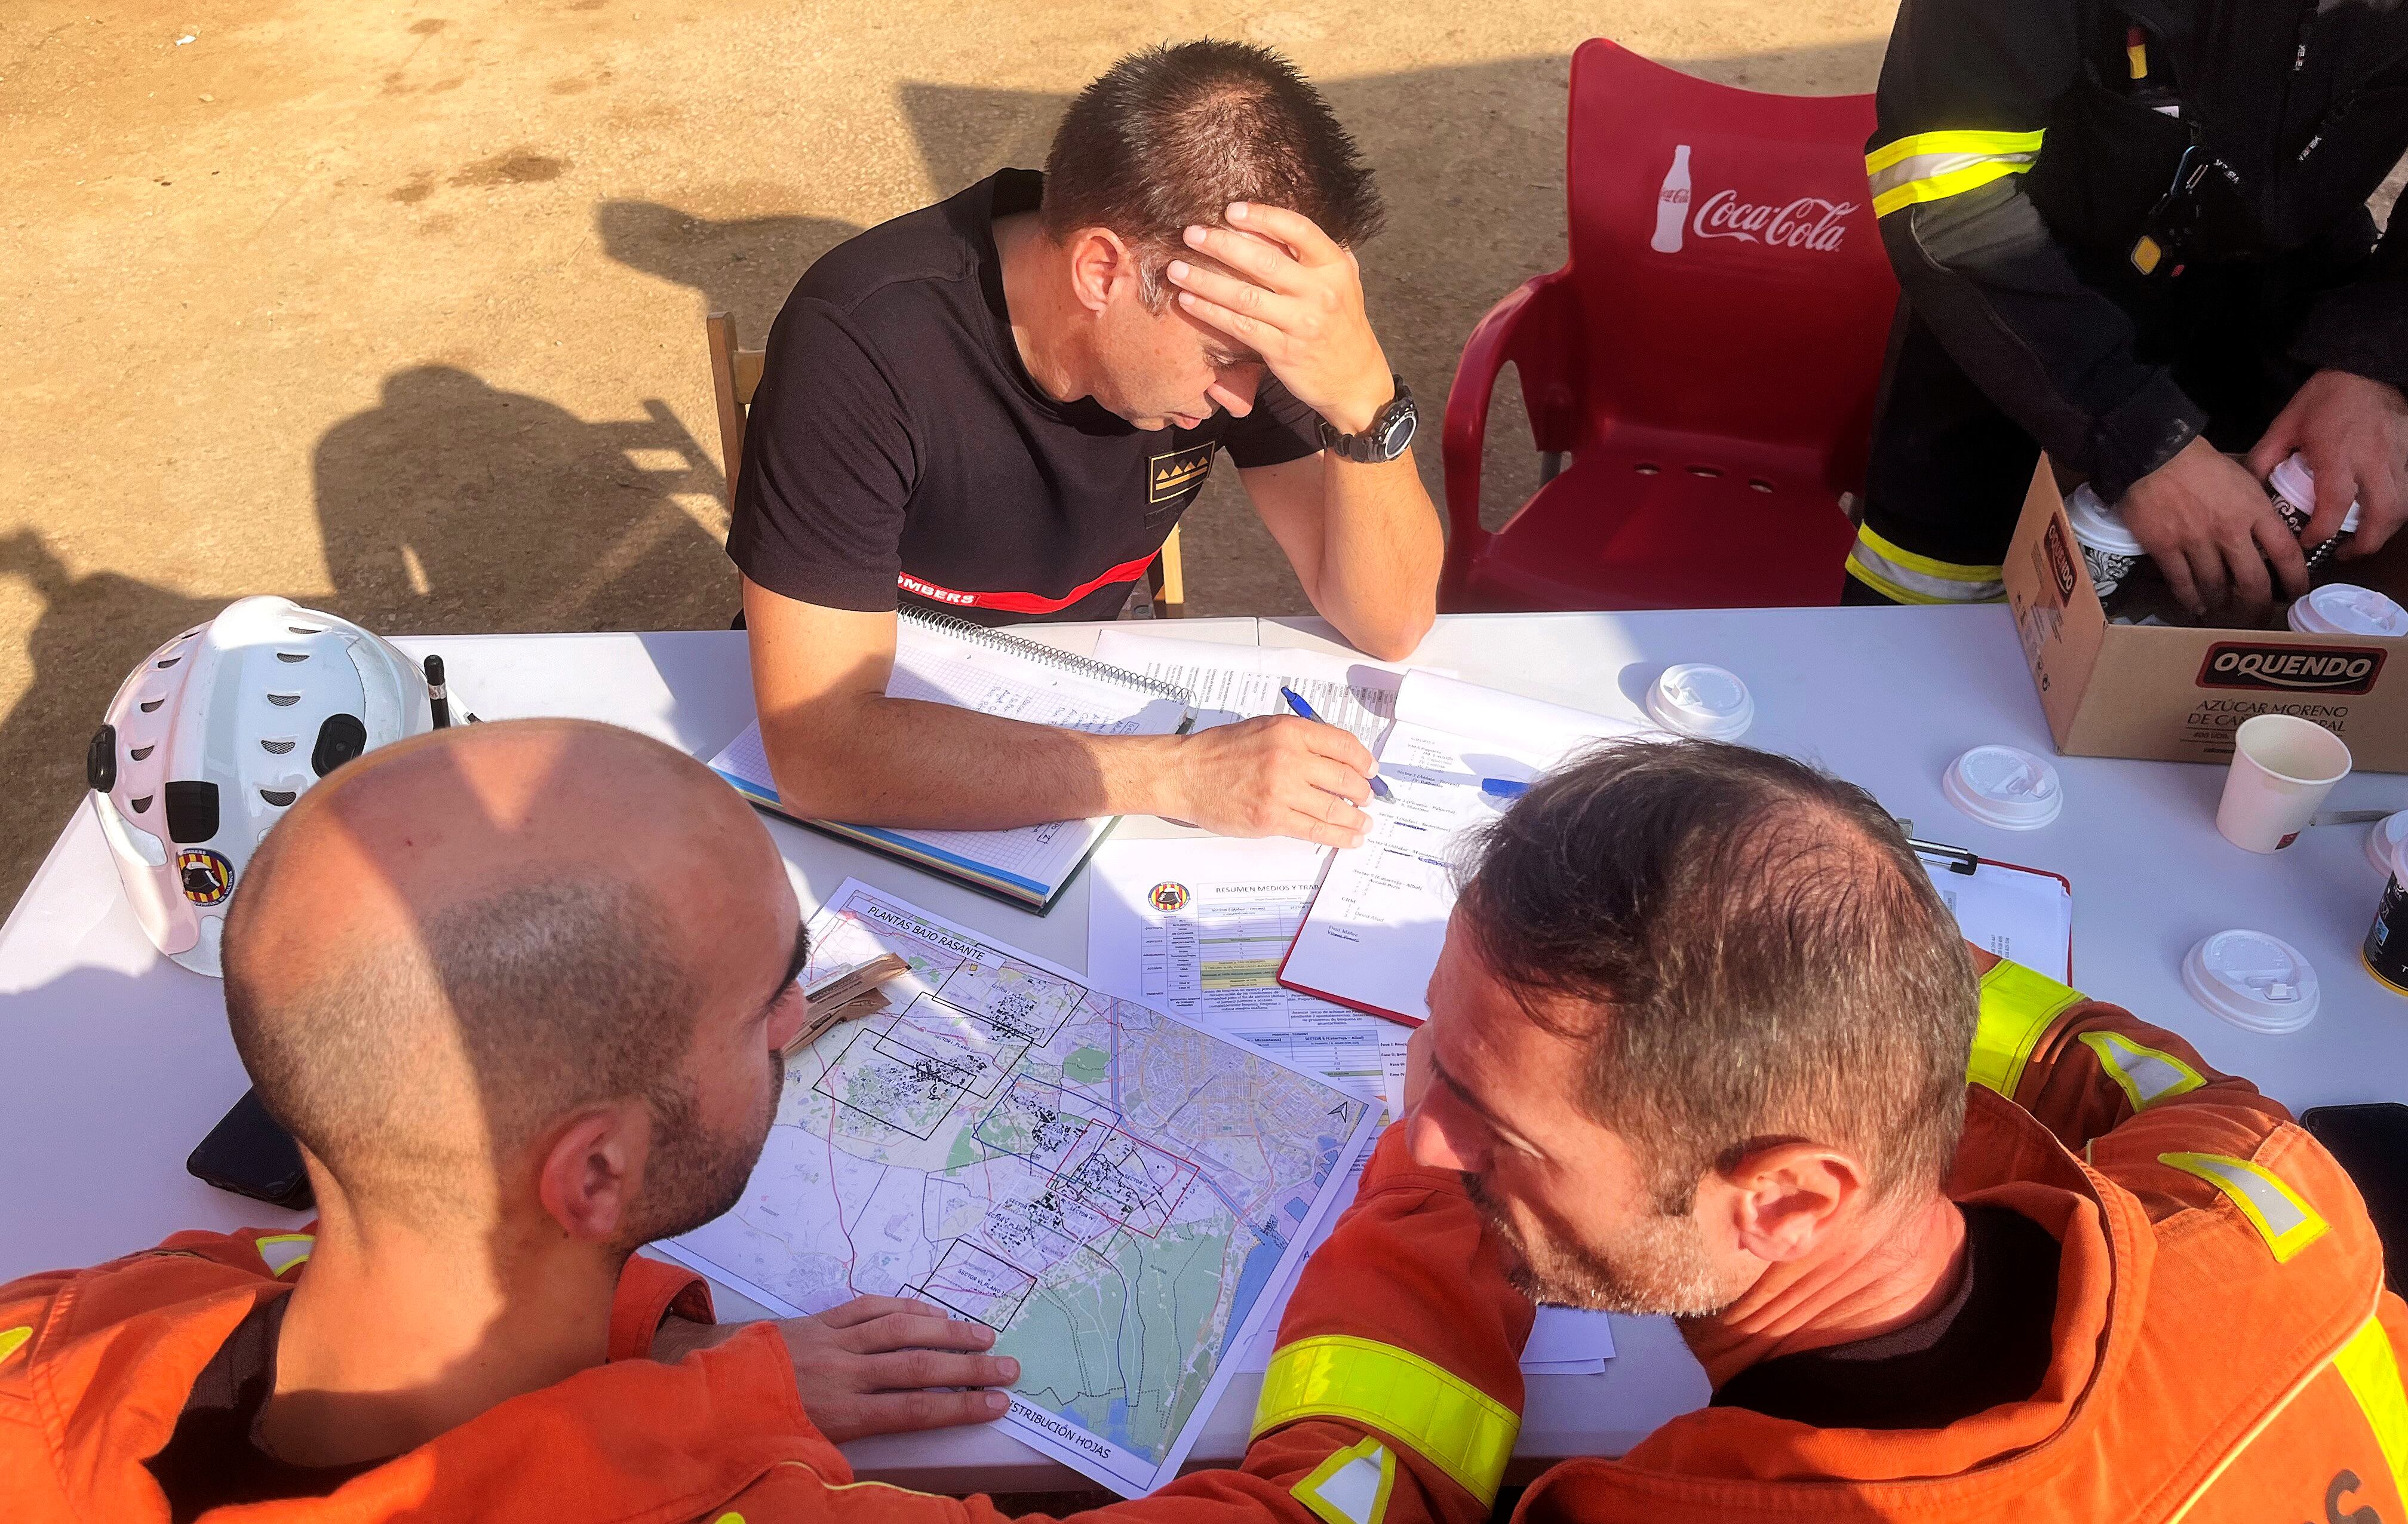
[256,1233,315,1278]
[1866,128,2047,217]
[1253,1335,1519,1506]
[1845,524,2005,605]
[2334,1313,2408,1504]
[0,1326,29,1366]
[2077,1030,2206,1111]
[1967,961,2084,1100]
[1291,1436,1399,1524]
[2159,1151,2330,1262]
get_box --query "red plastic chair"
[1440,40,1899,612]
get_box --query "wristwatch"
[1317,376,1417,463]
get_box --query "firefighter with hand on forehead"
[1844,0,2408,619]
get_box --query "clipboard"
[1912,837,2074,984]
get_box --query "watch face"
[1379,404,1418,458]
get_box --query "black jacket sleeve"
[1873,0,2208,500]
[2292,205,2408,393]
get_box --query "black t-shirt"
[145,1293,386,1521]
[727,168,1323,626]
[1709,1204,2060,1430]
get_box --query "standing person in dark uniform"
[1844,0,2408,620]
[732,42,1439,852]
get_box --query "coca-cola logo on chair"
[1651,143,1859,255]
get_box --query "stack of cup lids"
[1645,664,1754,741]
[2287,584,2408,637]
[2181,930,2319,1034]
[2367,812,2408,875]
[1942,744,2064,830]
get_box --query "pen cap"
[2182,930,2318,1034]
[1942,745,2064,831]
[1645,664,1754,741]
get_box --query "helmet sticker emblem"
[177,848,234,905]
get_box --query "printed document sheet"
[1089,837,1411,1116]
[1922,859,2074,981]
[1091,628,1403,748]
[1281,673,1648,1025]
[659,880,1377,1497]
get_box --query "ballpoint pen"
[1280,686,1391,799]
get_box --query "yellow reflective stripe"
[1847,525,2005,604]
[1865,128,2049,175]
[1254,1335,1519,1505]
[1967,960,2084,1099]
[256,1233,314,1278]
[2334,1313,2408,1504]
[1866,129,2048,217]
[0,1325,29,1366]
[1873,158,2035,217]
[2160,1151,2330,1263]
[2078,1030,2206,1112]
[1292,1435,1398,1524]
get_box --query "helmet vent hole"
[130,745,156,761]
[275,651,309,663]
[259,738,296,755]
[130,795,153,813]
[259,788,298,807]
[287,625,325,635]
[155,656,182,669]
[266,692,302,708]
[164,781,221,844]
[139,699,165,713]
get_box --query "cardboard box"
[2004,459,2408,771]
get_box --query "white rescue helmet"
[87,596,448,976]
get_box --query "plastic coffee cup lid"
[2064,484,2145,557]
[2182,930,2319,1034]
[2269,453,2363,531]
[1942,744,2064,830]
[2369,812,2408,876]
[1645,663,1754,741]
[2289,583,2408,637]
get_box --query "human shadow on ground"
[592,201,862,350]
[0,531,229,912]
[310,365,735,637]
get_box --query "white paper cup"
[2215,714,2352,853]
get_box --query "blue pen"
[1280,686,1391,800]
[1480,778,1530,800]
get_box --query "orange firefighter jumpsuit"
[4,961,2402,1522]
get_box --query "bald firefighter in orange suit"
[0,719,1524,1524]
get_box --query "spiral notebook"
[706,610,1193,911]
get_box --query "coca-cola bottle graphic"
[1651,144,1692,254]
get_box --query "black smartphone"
[2302,1102,2407,1296]
[186,1087,313,1211]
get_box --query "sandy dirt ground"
[7,0,2381,919]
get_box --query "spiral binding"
[901,607,1194,706]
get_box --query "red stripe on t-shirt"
[896,551,1160,614]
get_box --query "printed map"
[664,880,1378,1494]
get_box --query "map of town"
[666,880,1375,1494]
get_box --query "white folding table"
[4,606,2403,1491]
